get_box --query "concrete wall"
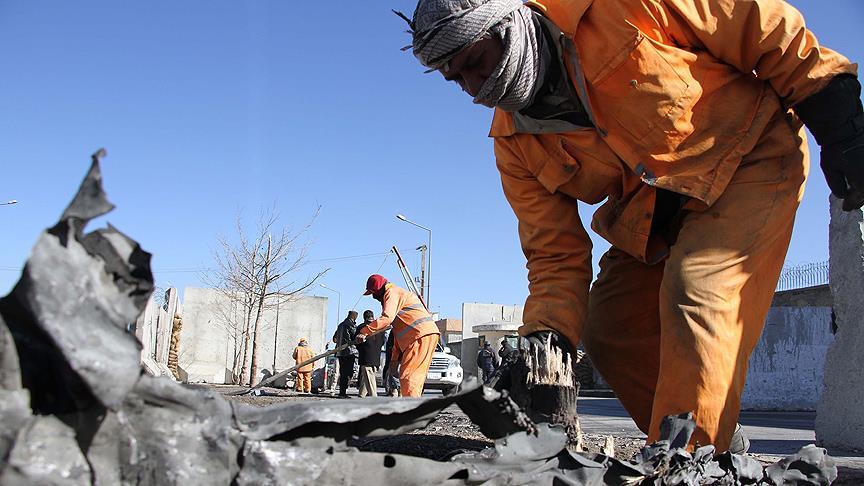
[179,287,327,384]
[741,304,834,411]
[817,198,864,450]
[461,303,523,378]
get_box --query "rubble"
[0,152,842,485]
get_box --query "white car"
[424,344,463,394]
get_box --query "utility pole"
[392,245,427,311]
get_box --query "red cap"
[364,274,388,295]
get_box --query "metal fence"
[775,261,829,292]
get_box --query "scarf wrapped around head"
[407,0,547,112]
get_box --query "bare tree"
[205,206,329,386]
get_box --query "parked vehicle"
[424,343,463,394]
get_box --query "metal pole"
[426,229,432,308]
[416,245,427,302]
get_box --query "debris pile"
[0,153,840,485]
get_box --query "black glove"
[795,74,864,211]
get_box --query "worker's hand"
[796,74,864,211]
[820,135,864,211]
[355,334,367,344]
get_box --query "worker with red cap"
[356,274,440,397]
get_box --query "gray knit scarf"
[405,0,548,112]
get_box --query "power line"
[306,251,392,263]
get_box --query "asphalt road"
[578,397,821,455]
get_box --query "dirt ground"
[214,385,645,461]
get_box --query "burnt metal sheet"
[0,415,92,486]
[233,383,532,442]
[0,151,152,411]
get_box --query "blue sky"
[1,1,862,338]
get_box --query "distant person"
[356,274,440,397]
[332,310,359,397]
[356,310,386,397]
[499,338,517,361]
[383,330,400,397]
[292,338,314,393]
[477,342,499,385]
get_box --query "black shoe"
[493,331,581,445]
[729,423,750,454]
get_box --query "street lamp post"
[396,214,432,308]
[319,284,341,325]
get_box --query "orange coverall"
[493,0,855,451]
[358,283,440,397]
[292,345,314,393]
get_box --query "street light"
[319,284,341,324]
[1,200,17,206]
[396,213,432,307]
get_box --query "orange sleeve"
[358,292,397,336]
[495,138,593,347]
[656,0,857,106]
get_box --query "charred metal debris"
[0,152,839,485]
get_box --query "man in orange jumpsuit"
[292,338,314,393]
[400,0,861,451]
[356,275,441,397]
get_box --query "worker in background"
[356,274,440,397]
[476,342,499,385]
[498,338,517,362]
[399,0,860,452]
[332,310,358,397]
[292,338,314,393]
[356,309,386,397]
[383,330,400,396]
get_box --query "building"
[436,318,463,345]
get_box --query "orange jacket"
[292,345,314,372]
[358,283,440,350]
[492,0,856,346]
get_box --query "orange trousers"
[583,118,808,452]
[393,333,439,397]
[295,371,311,393]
